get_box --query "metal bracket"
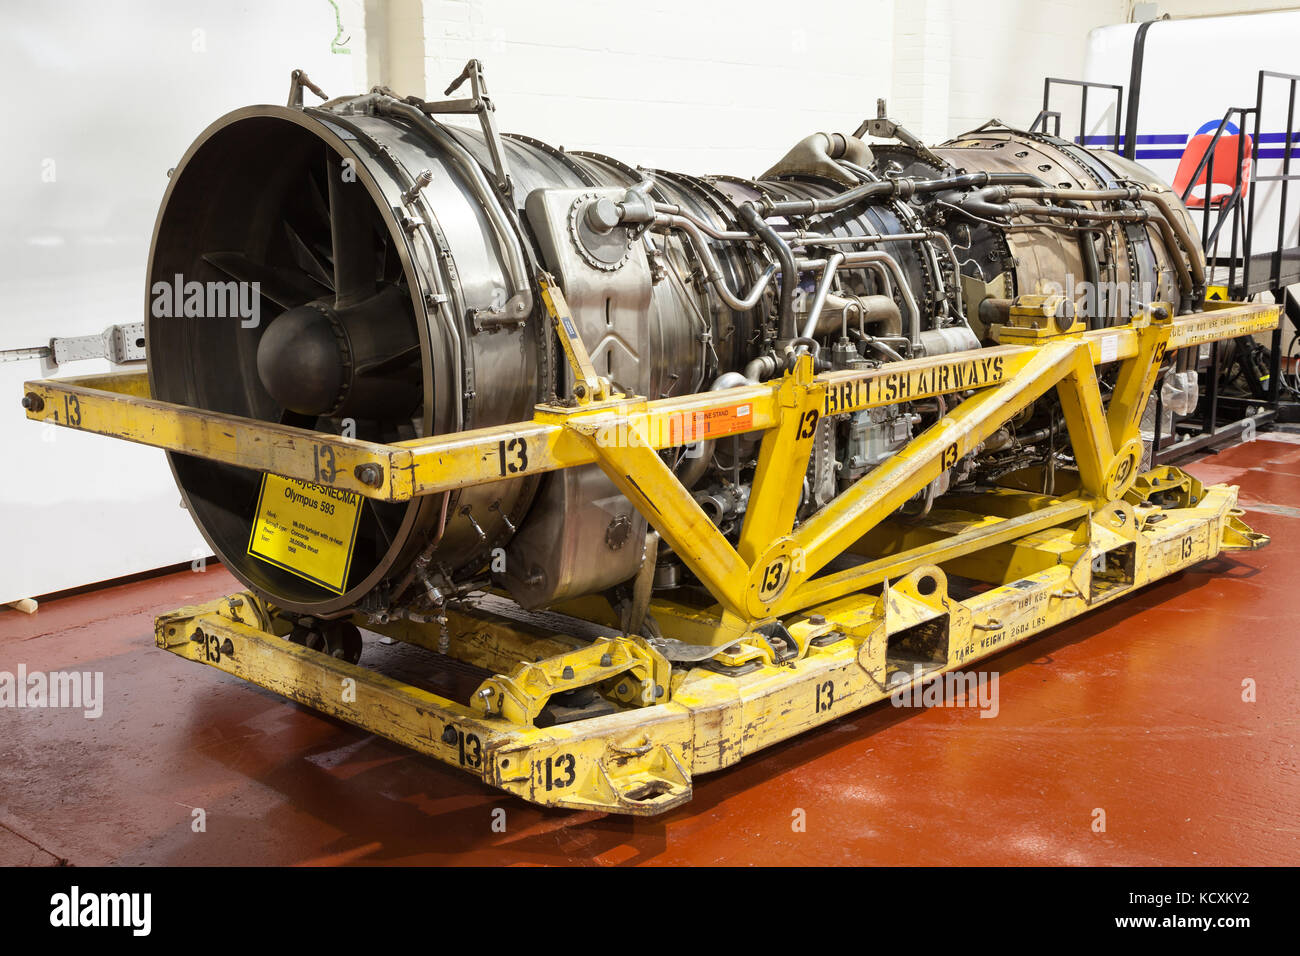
[418,60,513,199]
[538,274,607,404]
[472,634,670,725]
[287,68,328,109]
[855,98,949,171]
[1,323,145,366]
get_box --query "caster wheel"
[286,620,363,665]
[331,622,363,665]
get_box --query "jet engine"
[147,68,1204,626]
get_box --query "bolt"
[459,505,487,541]
[402,169,433,203]
[20,393,43,413]
[354,463,383,487]
[654,684,664,698]
[617,683,629,695]
[573,383,587,400]
[561,665,574,680]
[600,653,612,667]
[809,614,826,626]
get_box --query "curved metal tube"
[375,97,534,323]
[738,204,798,338]
[864,339,907,363]
[800,252,845,339]
[760,132,874,187]
[800,250,921,346]
[964,183,1206,307]
[655,214,778,311]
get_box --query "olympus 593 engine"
[145,66,1203,625]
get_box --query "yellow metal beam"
[1054,348,1116,498]
[1107,316,1172,453]
[569,417,752,618]
[767,341,1083,613]
[539,274,606,404]
[785,497,1092,612]
[21,303,1278,505]
[19,372,414,500]
[737,354,824,563]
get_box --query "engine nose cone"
[256,303,348,416]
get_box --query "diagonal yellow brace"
[737,354,824,563]
[1054,348,1115,499]
[569,418,750,619]
[764,341,1083,615]
[780,498,1093,614]
[539,273,605,403]
[1106,313,1172,452]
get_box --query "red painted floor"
[2,438,1298,866]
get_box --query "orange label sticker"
[668,403,753,444]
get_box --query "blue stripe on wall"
[1078,134,1188,145]
[1068,132,1299,160]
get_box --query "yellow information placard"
[247,474,363,594]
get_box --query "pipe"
[926,229,966,321]
[800,252,845,338]
[765,170,1053,218]
[979,297,1012,326]
[390,490,451,603]
[863,339,906,363]
[962,184,1204,308]
[799,250,921,346]
[760,132,874,187]
[744,354,782,383]
[375,97,534,323]
[998,186,1204,291]
[655,214,778,310]
[801,229,966,322]
[818,292,901,338]
[738,203,799,338]
[652,202,753,241]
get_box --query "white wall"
[375,0,1135,161]
[381,0,899,176]
[0,0,368,606]
[946,0,1130,138]
[1140,0,1300,16]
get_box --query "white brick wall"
[891,0,952,143]
[366,0,1133,173]
[382,0,898,175]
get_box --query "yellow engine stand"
[22,298,1277,813]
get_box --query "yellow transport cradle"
[21,297,1278,814]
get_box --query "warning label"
[667,403,754,444]
[247,474,363,594]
